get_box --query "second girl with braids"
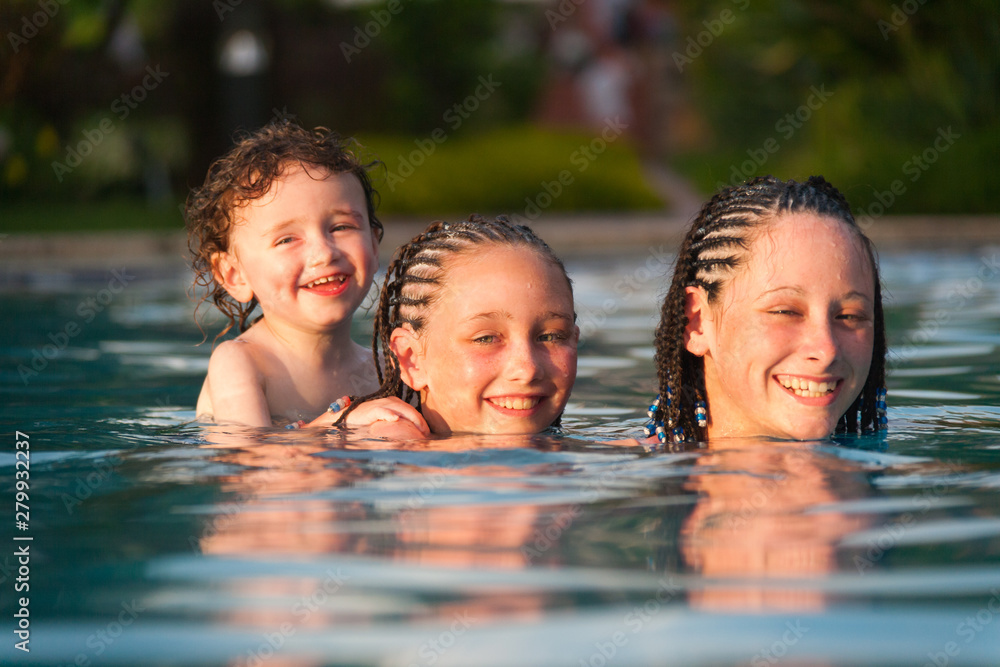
[329,214,579,438]
[642,175,888,446]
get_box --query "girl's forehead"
[434,246,573,312]
[443,245,555,280]
[731,212,874,294]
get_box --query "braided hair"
[652,175,886,441]
[337,214,572,423]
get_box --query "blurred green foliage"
[2,199,183,233]
[669,0,999,213]
[358,126,664,217]
[1,0,996,229]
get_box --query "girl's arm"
[204,340,272,427]
[305,397,431,439]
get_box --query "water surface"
[1,247,999,666]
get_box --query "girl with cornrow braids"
[331,214,579,438]
[642,175,887,446]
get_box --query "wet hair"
[337,214,572,424]
[652,175,886,440]
[185,121,384,338]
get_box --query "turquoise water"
[2,247,999,666]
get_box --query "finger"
[391,406,431,437]
[344,406,396,427]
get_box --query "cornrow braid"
[651,175,887,442]
[336,214,571,425]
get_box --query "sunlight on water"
[0,247,998,666]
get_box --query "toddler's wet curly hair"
[185,121,383,338]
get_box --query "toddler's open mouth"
[303,275,347,289]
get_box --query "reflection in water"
[198,429,883,627]
[197,429,582,646]
[678,441,874,611]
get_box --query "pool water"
[2,246,1000,666]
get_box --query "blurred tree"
[2,0,995,213]
[669,0,999,212]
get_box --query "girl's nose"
[505,339,544,382]
[802,316,838,365]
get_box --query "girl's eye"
[768,309,800,317]
[539,332,568,343]
[275,236,294,246]
[838,312,871,322]
[473,335,498,345]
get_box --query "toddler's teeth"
[306,275,346,288]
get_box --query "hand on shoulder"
[305,396,431,440]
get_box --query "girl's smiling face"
[392,245,578,436]
[686,212,875,440]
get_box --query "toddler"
[186,121,407,428]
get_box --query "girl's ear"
[212,251,254,303]
[390,325,427,391]
[684,285,714,357]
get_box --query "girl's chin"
[778,419,839,441]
